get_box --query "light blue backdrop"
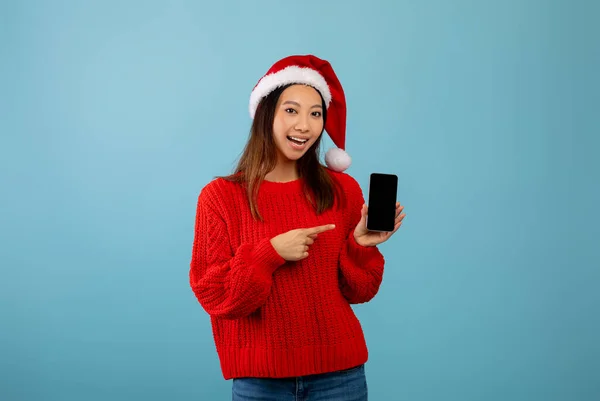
[1,0,598,400]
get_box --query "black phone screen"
[366,173,398,232]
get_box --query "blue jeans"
[231,364,368,401]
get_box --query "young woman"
[189,55,405,401]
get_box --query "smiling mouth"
[287,136,309,145]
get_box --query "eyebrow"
[282,100,322,109]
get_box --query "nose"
[294,114,310,132]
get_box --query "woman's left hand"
[353,202,405,247]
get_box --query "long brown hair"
[221,84,340,220]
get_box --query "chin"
[283,152,306,162]
[277,142,313,162]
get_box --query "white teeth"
[289,136,308,143]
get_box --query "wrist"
[353,233,372,247]
[270,238,281,255]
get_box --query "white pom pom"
[325,147,351,172]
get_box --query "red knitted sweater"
[189,169,385,379]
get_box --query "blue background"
[1,0,598,400]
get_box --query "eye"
[285,108,297,114]
[312,111,322,117]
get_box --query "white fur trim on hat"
[325,147,351,172]
[249,66,332,118]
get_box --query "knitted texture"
[189,170,385,379]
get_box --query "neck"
[265,159,299,182]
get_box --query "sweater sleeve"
[189,190,286,320]
[338,175,385,304]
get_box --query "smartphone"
[366,173,398,232]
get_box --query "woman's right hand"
[270,224,336,261]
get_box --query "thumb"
[358,204,367,226]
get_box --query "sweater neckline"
[260,178,304,194]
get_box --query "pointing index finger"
[305,224,336,235]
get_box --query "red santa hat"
[249,54,351,172]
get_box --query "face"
[272,84,325,163]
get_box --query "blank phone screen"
[366,173,398,232]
